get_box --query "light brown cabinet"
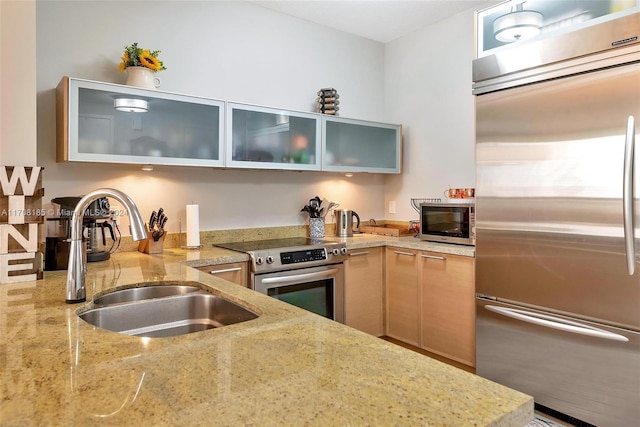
[344,247,384,336]
[385,247,420,346]
[197,262,248,287]
[420,252,475,367]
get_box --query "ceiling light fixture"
[114,98,149,113]
[493,2,542,43]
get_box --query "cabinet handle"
[393,251,415,257]
[421,254,446,261]
[209,267,242,274]
[349,251,369,257]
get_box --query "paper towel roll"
[186,204,200,247]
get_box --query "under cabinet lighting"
[345,173,354,178]
[141,164,154,172]
[114,98,149,113]
[493,2,542,43]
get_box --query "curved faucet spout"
[66,188,146,303]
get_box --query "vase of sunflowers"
[119,42,166,89]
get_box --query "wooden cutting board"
[360,224,414,236]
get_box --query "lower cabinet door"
[345,247,383,336]
[385,247,420,346]
[420,252,475,367]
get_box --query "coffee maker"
[45,196,119,270]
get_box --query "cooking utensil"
[322,201,340,218]
[301,196,324,218]
[149,211,158,228]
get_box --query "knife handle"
[149,211,157,228]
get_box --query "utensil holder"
[309,217,325,239]
[137,225,166,254]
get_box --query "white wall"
[36,1,387,234]
[383,7,478,220]
[34,1,485,234]
[1,0,37,166]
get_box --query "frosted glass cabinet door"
[476,0,639,58]
[58,77,224,167]
[226,103,321,170]
[322,117,401,174]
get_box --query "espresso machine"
[45,196,119,270]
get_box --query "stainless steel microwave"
[419,202,475,246]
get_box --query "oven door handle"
[260,269,339,285]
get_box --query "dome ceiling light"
[114,98,149,113]
[493,2,543,43]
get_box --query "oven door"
[254,264,344,323]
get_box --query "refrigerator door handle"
[623,115,636,275]
[485,305,630,342]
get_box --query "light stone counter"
[326,234,476,257]
[1,245,530,426]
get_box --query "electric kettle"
[334,209,360,237]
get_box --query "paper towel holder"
[179,217,202,250]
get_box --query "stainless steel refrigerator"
[473,12,640,427]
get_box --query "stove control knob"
[255,257,264,265]
[340,247,348,255]
[331,248,340,256]
[266,255,274,264]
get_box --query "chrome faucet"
[66,188,147,303]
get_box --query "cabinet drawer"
[197,262,248,287]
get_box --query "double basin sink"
[79,283,258,338]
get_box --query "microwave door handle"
[623,115,636,275]
[260,269,339,285]
[485,305,629,342]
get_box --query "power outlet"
[389,200,396,214]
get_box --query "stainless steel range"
[215,238,347,322]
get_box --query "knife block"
[137,225,166,254]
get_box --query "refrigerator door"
[475,58,640,330]
[477,298,640,426]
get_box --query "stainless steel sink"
[93,284,200,307]
[80,286,258,338]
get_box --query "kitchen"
[2,1,638,426]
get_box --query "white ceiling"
[248,0,493,43]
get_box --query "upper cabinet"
[57,77,402,174]
[322,116,402,174]
[226,102,321,170]
[57,77,225,167]
[476,0,639,58]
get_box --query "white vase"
[125,66,161,89]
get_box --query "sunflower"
[139,50,164,71]
[118,43,167,72]
[118,52,130,71]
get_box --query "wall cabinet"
[57,77,225,167]
[226,102,322,170]
[57,76,402,174]
[344,247,384,336]
[420,252,475,367]
[385,247,420,346]
[476,0,639,58]
[322,116,402,174]
[197,262,248,287]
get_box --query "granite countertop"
[330,234,476,257]
[1,239,530,426]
